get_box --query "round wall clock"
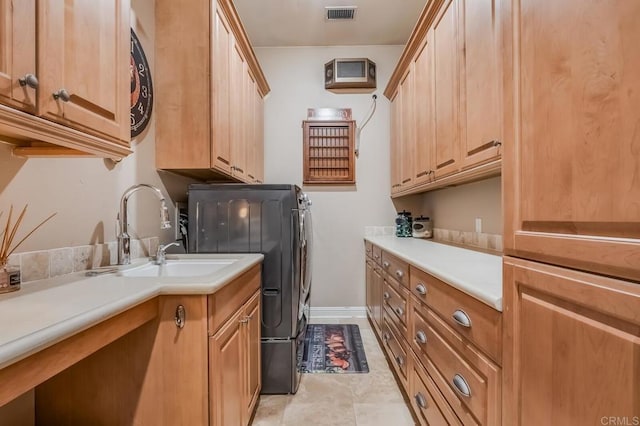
[130,28,153,138]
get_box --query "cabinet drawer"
[410,297,430,365]
[365,240,373,258]
[383,276,409,337]
[410,266,502,363]
[382,314,408,387]
[372,245,382,265]
[381,251,409,288]
[209,265,261,333]
[423,307,501,425]
[409,351,462,426]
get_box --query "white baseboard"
[309,306,367,319]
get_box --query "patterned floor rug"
[300,324,369,373]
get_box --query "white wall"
[0,0,193,255]
[257,45,402,308]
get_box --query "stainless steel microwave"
[324,58,376,89]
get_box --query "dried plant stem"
[0,205,57,265]
[5,206,28,258]
[0,206,13,262]
[6,213,57,258]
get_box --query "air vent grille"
[326,6,357,21]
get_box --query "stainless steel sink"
[119,259,236,278]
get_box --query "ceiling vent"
[326,6,357,21]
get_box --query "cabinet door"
[399,67,415,189]
[433,0,460,178]
[255,91,264,183]
[366,260,374,318]
[504,257,640,425]
[390,91,402,193]
[230,40,248,181]
[459,0,501,168]
[212,5,232,173]
[373,265,384,330]
[245,72,257,183]
[0,0,36,112]
[38,0,130,142]
[503,0,640,281]
[244,291,261,423]
[413,34,435,186]
[210,310,244,426]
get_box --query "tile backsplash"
[8,237,160,283]
[364,226,502,253]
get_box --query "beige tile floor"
[251,318,416,426]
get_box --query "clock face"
[130,29,153,138]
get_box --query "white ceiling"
[233,0,427,47]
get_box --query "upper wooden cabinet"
[390,91,402,193]
[399,67,415,188]
[432,0,460,179]
[459,0,501,169]
[155,0,269,182]
[385,0,502,196]
[0,0,36,113]
[0,0,131,158]
[502,0,640,281]
[412,34,435,187]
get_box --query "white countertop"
[0,253,263,370]
[365,236,502,311]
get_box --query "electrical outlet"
[475,217,482,233]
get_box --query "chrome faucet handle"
[155,242,180,265]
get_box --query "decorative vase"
[0,263,21,293]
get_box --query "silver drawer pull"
[452,309,472,328]
[395,270,404,279]
[383,261,390,268]
[395,355,404,367]
[383,332,390,342]
[452,373,471,398]
[374,254,380,259]
[414,392,428,409]
[394,307,404,317]
[383,291,390,300]
[415,331,427,344]
[415,283,427,295]
[175,305,185,329]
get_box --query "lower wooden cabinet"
[366,241,503,425]
[32,265,262,425]
[503,256,640,425]
[210,290,261,426]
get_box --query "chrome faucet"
[155,242,180,265]
[117,184,171,265]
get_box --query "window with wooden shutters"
[303,118,356,185]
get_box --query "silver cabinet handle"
[383,261,390,268]
[383,292,390,300]
[491,140,502,147]
[366,248,371,253]
[382,332,390,342]
[415,330,427,345]
[452,373,471,398]
[415,283,427,295]
[18,74,39,89]
[175,305,186,329]
[414,392,428,409]
[395,355,404,367]
[53,88,71,102]
[395,270,404,279]
[452,309,472,328]
[374,254,380,259]
[239,316,249,324]
[394,307,404,317]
